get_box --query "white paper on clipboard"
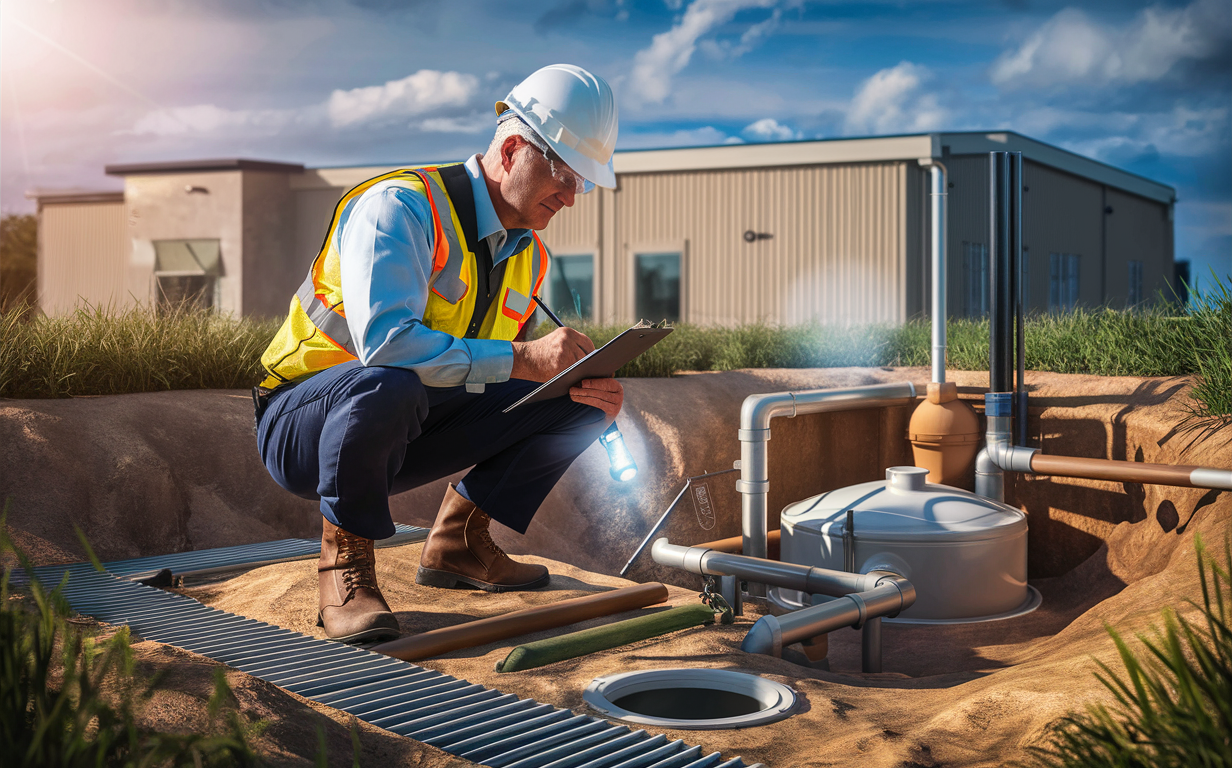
[502,325,674,412]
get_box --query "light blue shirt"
[337,154,535,391]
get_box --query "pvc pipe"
[979,392,1232,494]
[651,539,898,598]
[989,151,1015,395]
[738,382,917,593]
[918,158,948,384]
[862,618,883,674]
[741,580,915,658]
[370,583,670,662]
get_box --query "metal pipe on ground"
[371,583,670,662]
[738,382,917,594]
[740,581,915,665]
[495,602,718,673]
[651,539,903,599]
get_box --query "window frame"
[545,250,597,322]
[629,241,687,324]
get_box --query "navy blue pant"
[256,361,607,540]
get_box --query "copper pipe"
[695,529,781,560]
[1029,453,1229,489]
[370,583,670,662]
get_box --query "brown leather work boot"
[318,519,401,643]
[416,484,550,592]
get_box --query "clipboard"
[503,325,674,412]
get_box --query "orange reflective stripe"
[530,233,549,299]
[411,169,450,272]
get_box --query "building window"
[1049,252,1080,312]
[1127,260,1143,306]
[963,242,988,317]
[635,252,681,323]
[154,239,221,310]
[548,254,594,320]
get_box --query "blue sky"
[2,0,1228,291]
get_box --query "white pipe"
[919,158,948,384]
[737,382,917,595]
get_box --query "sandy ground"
[5,368,1230,766]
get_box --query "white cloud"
[420,114,490,134]
[129,104,308,137]
[991,0,1231,90]
[619,125,740,148]
[629,0,778,105]
[328,69,479,127]
[845,62,947,135]
[742,117,799,141]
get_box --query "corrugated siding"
[943,154,990,317]
[539,186,601,252]
[38,202,129,315]
[612,163,908,326]
[1104,187,1172,306]
[1022,161,1104,308]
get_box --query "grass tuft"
[2,276,1228,420]
[1023,534,1232,768]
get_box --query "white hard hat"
[495,64,618,189]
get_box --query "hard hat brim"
[495,100,617,190]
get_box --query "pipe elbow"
[986,440,1038,473]
[740,614,783,657]
[740,393,794,433]
[876,575,916,617]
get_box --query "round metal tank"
[771,466,1038,622]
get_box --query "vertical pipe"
[1012,153,1028,446]
[989,152,1013,394]
[862,617,883,673]
[927,162,948,384]
[740,435,769,596]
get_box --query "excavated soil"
[4,367,1230,767]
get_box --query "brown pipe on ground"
[695,529,781,560]
[1030,453,1231,489]
[370,582,670,662]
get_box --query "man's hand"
[570,377,623,423]
[510,327,594,382]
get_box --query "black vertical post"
[1012,152,1028,446]
[989,152,1013,394]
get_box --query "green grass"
[2,280,1228,420]
[1023,534,1232,768]
[0,302,281,399]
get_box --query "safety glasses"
[539,145,595,195]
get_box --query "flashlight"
[600,422,637,482]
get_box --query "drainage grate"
[24,556,763,768]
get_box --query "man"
[253,64,623,644]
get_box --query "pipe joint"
[738,428,771,442]
[847,592,869,630]
[986,436,1038,473]
[736,479,770,494]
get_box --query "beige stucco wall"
[37,201,128,315]
[124,171,245,313]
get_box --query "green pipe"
[496,603,717,673]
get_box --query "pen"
[532,294,567,329]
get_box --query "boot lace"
[473,513,507,558]
[335,529,381,604]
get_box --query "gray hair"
[488,112,548,158]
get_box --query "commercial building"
[31,131,1176,324]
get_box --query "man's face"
[501,138,579,230]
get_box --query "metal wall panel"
[38,202,129,315]
[609,162,909,326]
[1104,187,1174,306]
[1021,161,1104,309]
[942,154,990,317]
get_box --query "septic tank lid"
[782,466,1027,543]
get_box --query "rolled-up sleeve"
[338,185,514,390]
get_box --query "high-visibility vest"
[258,163,548,390]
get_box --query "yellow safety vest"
[258,163,548,390]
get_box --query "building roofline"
[105,158,305,176]
[25,189,125,207]
[609,131,1176,204]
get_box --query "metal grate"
[24,555,763,768]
